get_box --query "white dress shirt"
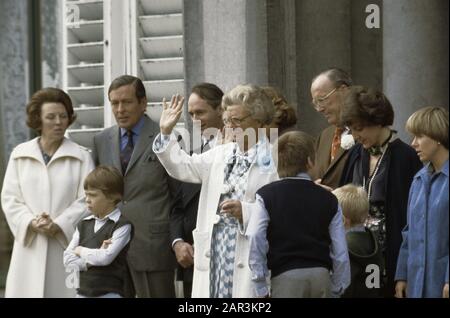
[63,208,131,271]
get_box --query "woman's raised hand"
[160,94,184,135]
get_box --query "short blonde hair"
[276,131,315,178]
[332,184,369,226]
[405,106,449,149]
[222,84,274,125]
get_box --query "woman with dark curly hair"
[1,87,94,297]
[339,86,422,297]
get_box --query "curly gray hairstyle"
[221,84,274,125]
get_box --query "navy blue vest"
[257,178,337,277]
[77,215,133,297]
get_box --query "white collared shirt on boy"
[63,208,131,297]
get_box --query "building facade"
[0,0,448,289]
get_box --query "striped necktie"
[120,130,134,174]
[330,127,344,161]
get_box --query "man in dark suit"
[170,83,224,297]
[92,75,178,297]
[310,68,353,190]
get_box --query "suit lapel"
[109,127,122,172]
[125,116,155,175]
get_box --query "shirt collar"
[441,159,449,176]
[282,172,311,181]
[120,115,145,138]
[419,159,449,178]
[202,135,216,147]
[84,208,121,223]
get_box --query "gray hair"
[313,67,353,87]
[222,84,274,125]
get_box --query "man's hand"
[74,246,83,257]
[443,283,449,298]
[395,280,407,298]
[101,239,112,249]
[219,199,243,223]
[173,241,194,268]
[160,94,184,135]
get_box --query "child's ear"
[110,193,122,205]
[306,157,315,170]
[343,217,351,228]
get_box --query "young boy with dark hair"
[63,165,133,298]
[248,131,350,298]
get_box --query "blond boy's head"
[332,184,369,228]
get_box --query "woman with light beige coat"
[1,88,94,297]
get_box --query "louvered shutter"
[63,0,105,149]
[132,0,185,126]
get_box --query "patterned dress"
[209,143,258,298]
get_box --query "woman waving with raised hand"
[153,84,278,298]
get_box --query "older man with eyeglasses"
[310,68,352,190]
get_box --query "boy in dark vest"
[63,165,133,298]
[332,184,383,298]
[248,131,350,298]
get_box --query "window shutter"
[133,0,185,127]
[63,0,105,149]
[63,0,186,150]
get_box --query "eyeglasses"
[223,114,252,127]
[312,87,338,110]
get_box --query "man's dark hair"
[191,83,224,110]
[108,75,146,101]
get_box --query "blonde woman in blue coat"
[395,107,449,298]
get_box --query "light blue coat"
[395,160,449,298]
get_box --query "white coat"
[1,137,94,297]
[156,137,278,297]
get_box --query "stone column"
[383,0,449,141]
[266,0,298,111]
[351,0,383,90]
[201,0,268,92]
[41,0,63,88]
[295,0,352,136]
[183,0,204,131]
[183,0,269,132]
[0,0,30,289]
